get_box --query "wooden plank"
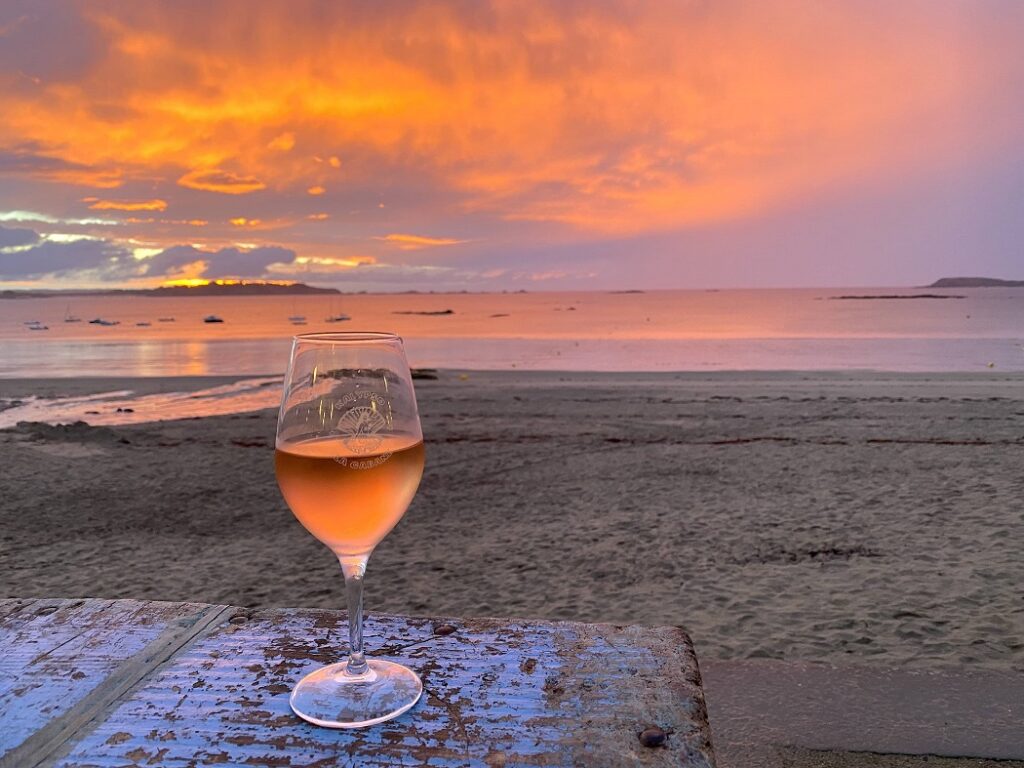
[56,607,716,767]
[0,598,230,768]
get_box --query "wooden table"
[0,598,716,767]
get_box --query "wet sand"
[1,371,1022,674]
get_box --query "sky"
[0,0,1022,292]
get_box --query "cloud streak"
[177,169,266,194]
[378,234,467,250]
[0,146,123,188]
[87,198,167,211]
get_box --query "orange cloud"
[88,198,167,211]
[0,2,1018,241]
[178,169,266,194]
[378,234,466,250]
[296,255,376,267]
[267,132,295,151]
[163,259,207,281]
[268,254,377,275]
[307,213,329,220]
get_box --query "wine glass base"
[289,659,422,729]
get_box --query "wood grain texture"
[2,600,715,767]
[0,598,228,767]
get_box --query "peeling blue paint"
[0,598,211,763]
[1,600,715,767]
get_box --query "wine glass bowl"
[275,332,425,728]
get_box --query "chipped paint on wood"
[0,598,224,766]
[1,600,715,767]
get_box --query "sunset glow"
[0,1,1021,290]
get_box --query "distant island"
[928,277,1024,288]
[146,282,339,296]
[830,294,965,300]
[0,281,339,299]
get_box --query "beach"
[1,370,1021,676]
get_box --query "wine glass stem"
[340,556,369,675]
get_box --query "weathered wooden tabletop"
[0,598,716,767]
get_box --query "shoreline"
[2,370,1019,433]
[5,369,1024,428]
[4,367,1024,387]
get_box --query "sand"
[1,371,1022,675]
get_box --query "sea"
[2,287,1023,377]
[1,287,1021,425]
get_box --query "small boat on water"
[136,321,152,327]
[157,317,176,322]
[203,315,225,323]
[324,297,350,323]
[26,321,49,331]
[288,295,307,325]
[89,318,120,326]
[287,297,307,325]
[64,306,82,323]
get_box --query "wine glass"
[275,332,425,728]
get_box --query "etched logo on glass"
[334,391,389,461]
[338,406,386,454]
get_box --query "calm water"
[1,288,1022,376]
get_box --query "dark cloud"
[0,238,126,278]
[141,245,295,279]
[0,236,299,282]
[0,2,105,85]
[0,144,92,174]
[0,223,40,248]
[0,144,121,187]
